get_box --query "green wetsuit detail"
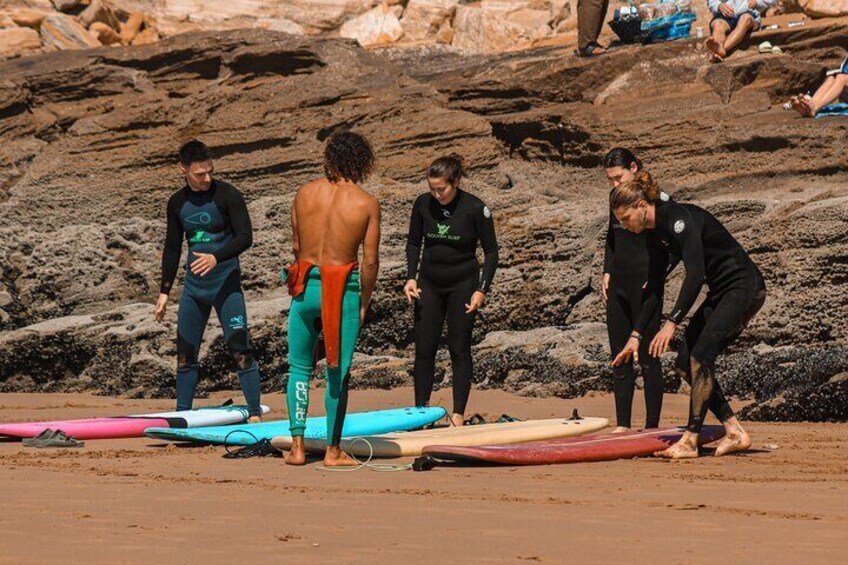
[286,268,361,445]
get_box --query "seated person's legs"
[806,73,848,116]
[706,18,731,61]
[722,13,758,57]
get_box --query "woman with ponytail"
[610,172,766,459]
[404,153,499,426]
[601,149,669,433]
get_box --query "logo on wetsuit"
[185,211,212,226]
[674,220,686,234]
[294,381,309,422]
[188,230,213,244]
[228,315,245,330]
[428,222,461,241]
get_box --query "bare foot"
[654,435,699,459]
[611,426,630,434]
[285,436,306,466]
[247,416,262,424]
[798,96,816,118]
[324,445,359,467]
[450,413,465,427]
[790,96,808,117]
[705,37,726,61]
[714,428,751,457]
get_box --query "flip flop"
[758,41,773,54]
[496,414,523,423]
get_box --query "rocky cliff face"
[1,25,846,421]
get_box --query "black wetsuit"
[160,179,262,417]
[652,200,766,433]
[406,189,498,415]
[604,201,670,429]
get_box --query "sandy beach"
[1,388,845,564]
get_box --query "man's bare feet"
[654,432,700,459]
[450,413,465,427]
[611,426,630,434]
[705,37,726,61]
[324,445,359,467]
[714,427,751,457]
[285,436,306,466]
[247,416,262,424]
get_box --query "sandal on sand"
[496,414,523,423]
[23,429,84,448]
[223,439,282,459]
[758,41,773,54]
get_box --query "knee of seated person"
[738,13,755,27]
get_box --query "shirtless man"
[283,131,380,466]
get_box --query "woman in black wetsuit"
[602,148,668,432]
[404,154,499,427]
[610,171,766,459]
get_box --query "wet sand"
[1,388,845,564]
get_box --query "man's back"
[293,178,377,266]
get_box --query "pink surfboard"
[0,404,269,440]
[422,426,726,465]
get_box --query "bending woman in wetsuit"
[611,171,766,459]
[404,154,499,427]
[601,148,668,432]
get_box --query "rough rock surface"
[0,26,42,58]
[799,0,848,17]
[400,0,458,41]
[340,3,404,47]
[1,25,847,421]
[39,12,101,49]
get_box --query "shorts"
[710,10,762,33]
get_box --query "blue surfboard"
[144,406,446,446]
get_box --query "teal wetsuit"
[286,268,361,445]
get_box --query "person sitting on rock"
[705,0,775,63]
[789,58,848,117]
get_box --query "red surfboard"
[422,426,726,465]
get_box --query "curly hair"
[323,131,375,184]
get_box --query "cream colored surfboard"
[270,417,609,458]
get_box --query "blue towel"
[816,103,848,118]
